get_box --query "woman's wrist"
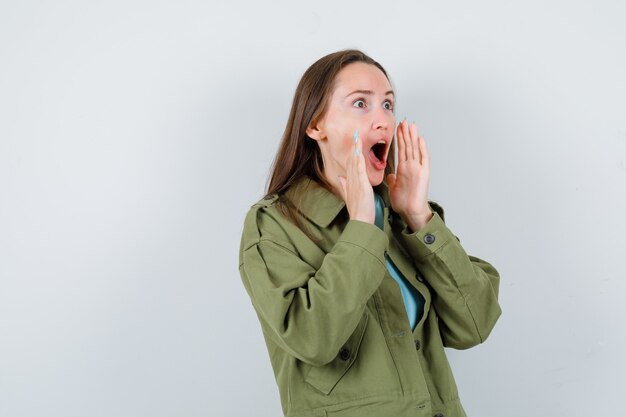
[402,210,434,233]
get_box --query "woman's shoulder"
[239,192,296,254]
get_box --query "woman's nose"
[372,108,390,130]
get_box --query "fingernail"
[353,128,358,143]
[355,148,360,157]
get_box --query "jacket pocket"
[304,313,369,395]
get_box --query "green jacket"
[238,176,501,417]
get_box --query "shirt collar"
[284,175,391,228]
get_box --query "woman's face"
[307,62,395,189]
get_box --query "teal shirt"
[374,192,425,331]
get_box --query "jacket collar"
[284,175,391,228]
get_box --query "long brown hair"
[264,49,396,240]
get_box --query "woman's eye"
[353,98,393,110]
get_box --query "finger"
[349,129,360,184]
[397,121,407,162]
[409,122,422,162]
[353,129,363,157]
[419,135,430,169]
[348,128,358,171]
[343,145,353,196]
[402,119,413,160]
[354,128,362,165]
[356,135,367,180]
[355,139,369,188]
[345,139,353,175]
[337,175,347,201]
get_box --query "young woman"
[238,49,502,417]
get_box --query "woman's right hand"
[337,129,375,225]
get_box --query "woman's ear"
[306,120,325,141]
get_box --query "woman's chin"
[367,170,385,186]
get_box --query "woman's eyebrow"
[345,89,395,98]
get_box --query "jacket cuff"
[396,210,457,261]
[337,220,389,268]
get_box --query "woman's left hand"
[386,119,433,233]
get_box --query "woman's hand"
[337,129,375,224]
[387,119,433,232]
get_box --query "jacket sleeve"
[395,201,502,349]
[239,217,389,366]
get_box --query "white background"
[1,1,625,416]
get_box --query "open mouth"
[370,141,387,163]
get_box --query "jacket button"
[434,414,444,417]
[416,272,424,283]
[415,340,421,350]
[424,234,436,244]
[339,347,351,361]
